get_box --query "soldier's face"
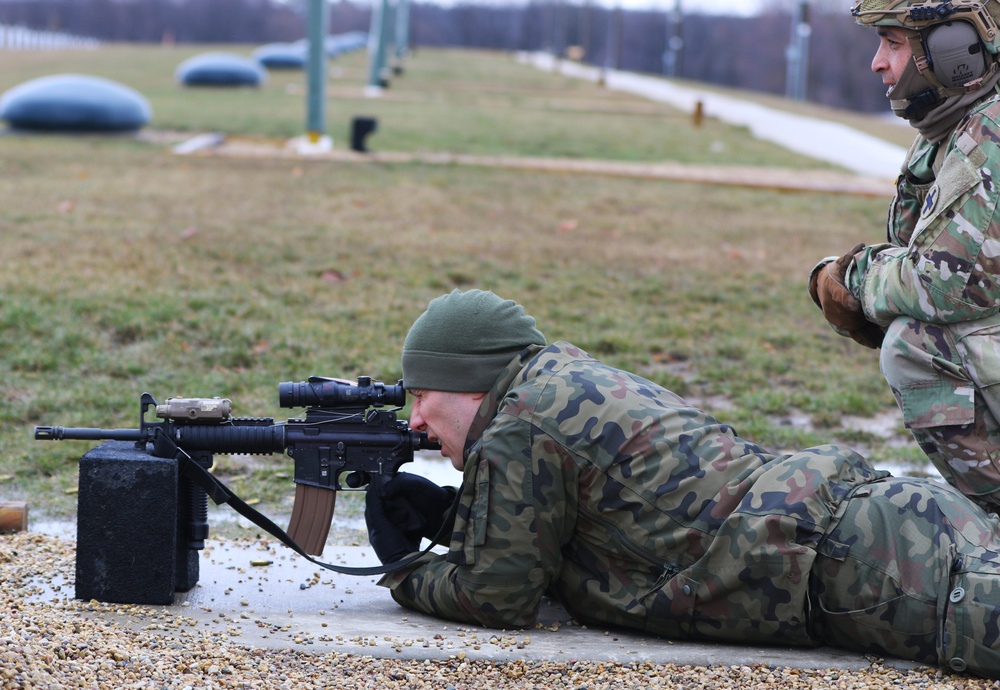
[408,389,485,471]
[872,26,915,87]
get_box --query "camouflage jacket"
[379,342,887,645]
[847,94,1000,327]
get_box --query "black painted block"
[75,440,197,604]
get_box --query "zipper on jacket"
[640,562,683,602]
[577,505,685,602]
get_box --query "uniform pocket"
[941,563,1000,676]
[951,316,1000,390]
[896,370,976,430]
[470,457,491,547]
[880,319,976,430]
[809,490,946,664]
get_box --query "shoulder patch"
[921,185,939,218]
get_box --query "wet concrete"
[31,517,922,673]
[25,531,917,672]
[26,449,940,673]
[164,539,921,671]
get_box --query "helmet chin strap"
[889,30,999,120]
[889,53,1000,143]
[889,56,948,119]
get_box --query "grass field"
[0,45,917,524]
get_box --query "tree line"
[0,0,892,113]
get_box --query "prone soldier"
[365,289,1000,678]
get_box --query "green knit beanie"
[402,289,546,392]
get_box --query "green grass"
[0,45,908,522]
[1,45,843,166]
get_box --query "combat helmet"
[853,0,1000,94]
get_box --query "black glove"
[379,472,457,542]
[364,473,457,564]
[365,475,421,564]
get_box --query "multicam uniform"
[845,94,1000,508]
[381,342,1000,677]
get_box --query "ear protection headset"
[923,20,989,88]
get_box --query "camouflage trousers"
[880,314,1000,509]
[810,476,1000,678]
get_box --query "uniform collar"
[462,344,546,458]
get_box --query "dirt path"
[168,133,896,198]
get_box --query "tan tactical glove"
[808,243,884,350]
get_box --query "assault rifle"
[34,376,440,558]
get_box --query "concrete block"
[75,440,200,604]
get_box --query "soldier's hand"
[365,475,421,564]
[379,472,457,542]
[808,243,884,349]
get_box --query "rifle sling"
[167,435,455,578]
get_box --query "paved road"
[521,52,909,180]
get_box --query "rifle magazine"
[287,484,336,556]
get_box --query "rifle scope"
[278,376,407,409]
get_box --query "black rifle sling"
[163,432,457,578]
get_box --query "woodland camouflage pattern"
[844,95,1000,507]
[380,343,1000,678]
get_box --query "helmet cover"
[852,0,1000,54]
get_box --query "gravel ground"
[2,531,998,690]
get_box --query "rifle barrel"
[34,426,143,442]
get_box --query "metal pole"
[604,3,621,71]
[552,1,563,60]
[785,0,811,101]
[599,3,620,86]
[796,1,812,101]
[306,0,329,142]
[580,1,592,61]
[613,3,623,72]
[663,0,683,78]
[366,0,389,96]
[395,0,410,63]
[383,0,397,73]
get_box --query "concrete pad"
[27,455,941,674]
[28,448,932,674]
[175,540,922,671]
[29,519,921,674]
